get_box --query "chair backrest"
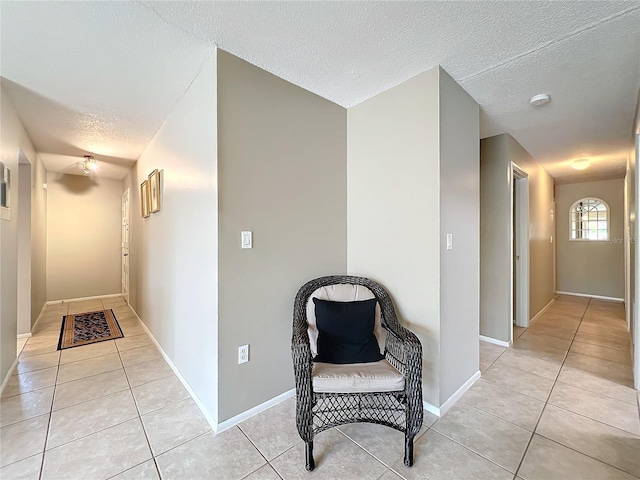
[305,283,387,357]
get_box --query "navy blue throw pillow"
[313,297,384,364]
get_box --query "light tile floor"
[1,295,639,479]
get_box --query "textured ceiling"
[1,1,639,182]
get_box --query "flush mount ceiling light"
[83,155,97,175]
[571,158,591,170]
[530,94,551,106]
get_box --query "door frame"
[511,162,530,335]
[121,188,130,305]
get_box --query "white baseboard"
[17,333,32,339]
[529,298,555,326]
[555,291,624,303]
[422,400,440,417]
[479,335,511,348]
[0,356,19,397]
[47,293,123,305]
[129,305,297,434]
[216,388,295,433]
[27,303,47,338]
[127,306,219,432]
[422,370,481,417]
[439,371,481,416]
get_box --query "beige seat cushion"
[306,284,386,357]
[312,359,405,393]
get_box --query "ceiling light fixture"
[571,158,590,170]
[530,94,551,106]
[83,155,97,175]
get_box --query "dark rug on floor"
[57,309,124,350]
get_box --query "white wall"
[348,67,442,406]
[46,173,122,301]
[348,66,480,409]
[17,162,31,335]
[479,134,555,342]
[555,179,625,299]
[0,86,38,383]
[124,55,219,423]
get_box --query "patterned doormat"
[57,309,124,350]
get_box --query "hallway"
[0,295,638,479]
[478,295,639,479]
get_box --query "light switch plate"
[241,231,252,249]
[446,234,453,250]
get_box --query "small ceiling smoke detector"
[571,158,591,170]
[530,94,551,106]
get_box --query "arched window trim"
[569,197,609,242]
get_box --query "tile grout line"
[399,428,514,478]
[38,417,142,456]
[38,305,69,480]
[536,396,640,433]
[567,344,633,367]
[236,426,284,480]
[532,434,640,478]
[512,298,591,478]
[552,377,638,406]
[114,322,164,480]
[103,459,155,480]
[334,425,400,470]
[37,303,68,480]
[455,400,538,433]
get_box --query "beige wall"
[46,173,121,300]
[479,136,511,340]
[506,136,555,319]
[124,55,219,423]
[17,163,31,334]
[348,66,480,409]
[438,70,480,404]
[31,154,47,326]
[625,143,637,387]
[633,132,639,389]
[556,179,625,299]
[480,134,555,342]
[0,86,38,382]
[217,50,347,422]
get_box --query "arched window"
[570,198,608,241]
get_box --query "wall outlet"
[238,344,249,364]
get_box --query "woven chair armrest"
[385,326,423,437]
[291,328,313,385]
[384,327,422,380]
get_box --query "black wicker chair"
[291,275,423,471]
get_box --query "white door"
[122,189,130,304]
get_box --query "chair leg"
[404,435,414,467]
[305,441,315,471]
